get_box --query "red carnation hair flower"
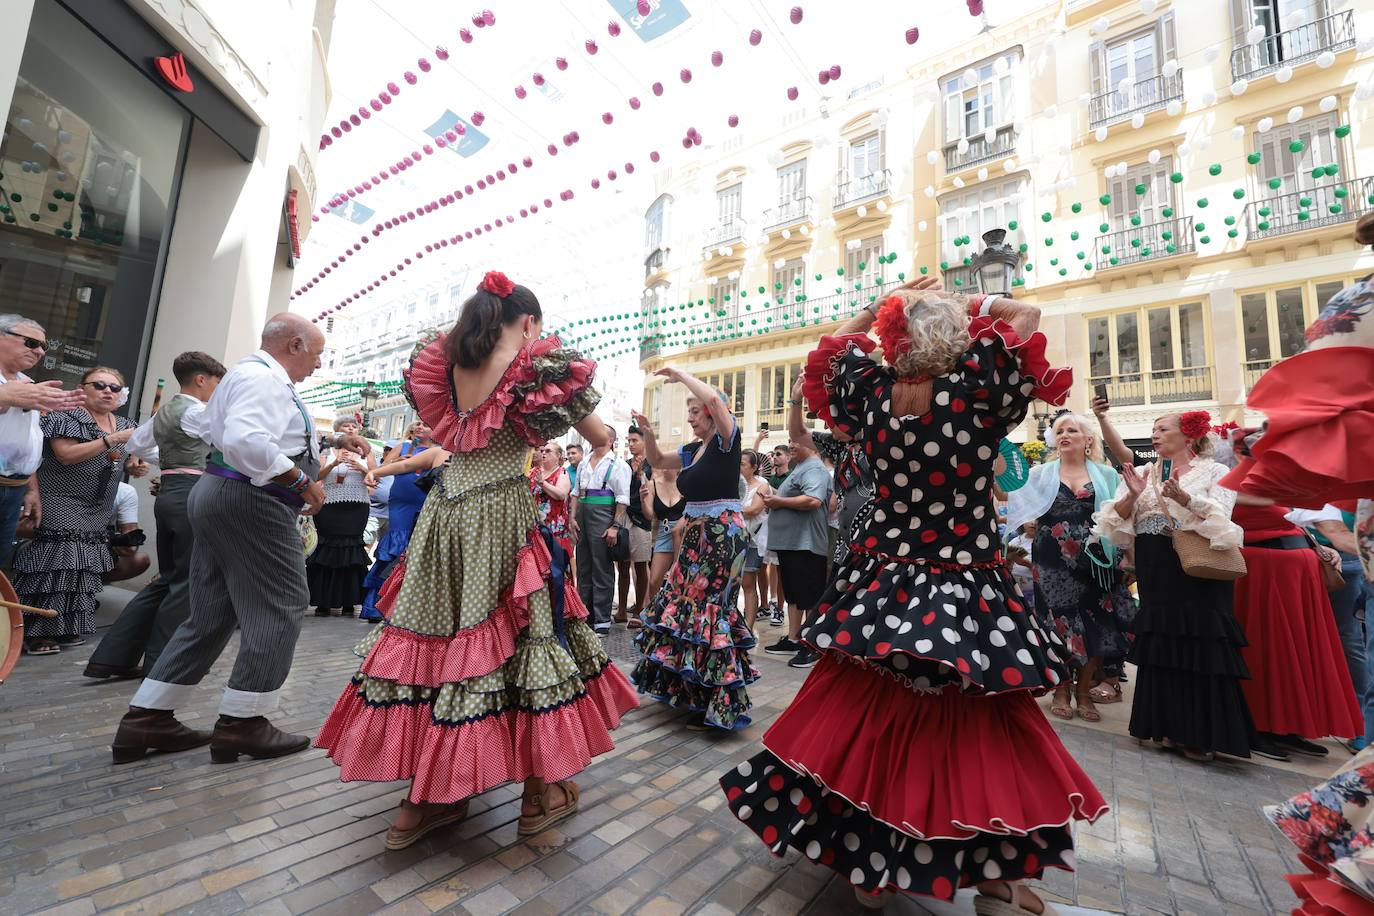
[1178,410,1212,440]
[874,293,912,362]
[479,270,515,298]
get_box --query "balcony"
[1089,367,1214,407]
[1089,71,1184,129]
[639,337,662,362]
[1243,359,1274,390]
[645,246,668,279]
[1231,10,1355,81]
[1244,176,1373,241]
[703,218,747,251]
[943,125,1017,173]
[1095,216,1194,271]
[763,196,814,233]
[941,264,977,291]
[834,170,891,210]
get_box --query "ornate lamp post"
[969,228,1023,296]
[359,381,380,429]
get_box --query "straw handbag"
[1150,472,1247,581]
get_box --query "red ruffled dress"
[1233,504,1362,740]
[720,315,1106,901]
[316,337,639,801]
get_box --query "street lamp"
[969,228,1023,296]
[359,381,380,429]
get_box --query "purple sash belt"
[204,463,305,509]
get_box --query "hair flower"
[1178,410,1212,440]
[479,270,515,297]
[873,294,912,363]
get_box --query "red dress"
[720,316,1104,901]
[1232,504,1362,739]
[530,465,572,556]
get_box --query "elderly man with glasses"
[0,314,83,565]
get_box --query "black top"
[677,425,741,503]
[626,459,652,530]
[653,487,685,522]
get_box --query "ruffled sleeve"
[1181,462,1243,550]
[509,336,599,445]
[39,409,95,441]
[957,317,1073,435]
[802,334,890,437]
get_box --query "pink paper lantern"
[585,39,598,55]
[482,9,495,25]
[547,143,558,156]
[749,28,762,46]
[379,91,392,104]
[330,126,341,138]
[728,114,739,127]
[387,81,400,94]
[649,150,661,162]
[556,57,568,71]
[435,46,450,60]
[711,50,723,67]
[471,111,485,126]
[435,137,446,149]
[829,64,841,79]
[680,68,692,83]
[637,0,651,14]
[455,123,467,135]
[460,28,473,43]
[533,72,545,86]
[418,57,431,72]
[522,156,534,167]
[818,70,830,85]
[790,6,803,24]
[629,96,641,110]
[591,178,601,189]
[404,70,417,85]
[603,112,614,124]
[471,11,484,26]
[652,81,664,96]
[787,86,799,100]
[608,21,621,37]
[515,85,527,98]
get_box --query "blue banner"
[328,199,374,224]
[424,110,489,157]
[607,0,691,42]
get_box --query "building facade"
[637,0,1374,451]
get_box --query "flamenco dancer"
[629,373,759,731]
[316,272,638,850]
[720,281,1105,914]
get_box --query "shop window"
[1087,303,1212,406]
[1239,276,1362,387]
[759,361,803,430]
[773,258,806,302]
[844,236,885,291]
[0,0,191,394]
[938,178,1026,290]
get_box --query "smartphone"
[759,421,770,431]
[1093,383,1108,405]
[1160,458,1173,481]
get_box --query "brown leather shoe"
[112,707,213,764]
[209,715,310,763]
[84,662,144,680]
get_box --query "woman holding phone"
[307,419,376,617]
[1094,411,1252,762]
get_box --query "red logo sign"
[154,52,194,93]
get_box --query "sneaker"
[1251,734,1290,761]
[594,625,610,638]
[768,601,785,627]
[1343,736,1369,754]
[788,647,820,669]
[764,637,801,654]
[1275,734,1330,758]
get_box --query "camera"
[109,529,147,549]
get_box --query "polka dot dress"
[720,327,1107,901]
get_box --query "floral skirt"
[631,510,758,730]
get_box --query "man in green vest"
[84,352,226,679]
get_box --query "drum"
[1,571,23,685]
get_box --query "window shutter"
[1158,12,1177,66]
[1089,42,1106,99]
[1229,0,1254,46]
[944,91,963,145]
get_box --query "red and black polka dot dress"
[720,316,1106,902]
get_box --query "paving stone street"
[1,608,1315,916]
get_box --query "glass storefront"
[0,0,189,401]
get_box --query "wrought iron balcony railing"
[644,246,668,278]
[1095,216,1194,271]
[1244,176,1373,241]
[703,218,746,250]
[833,170,891,209]
[1089,367,1214,407]
[1231,10,1355,81]
[943,125,1017,173]
[763,196,814,233]
[1089,71,1184,129]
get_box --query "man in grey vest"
[113,315,370,764]
[84,351,226,679]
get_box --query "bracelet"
[788,398,803,406]
[978,295,1000,317]
[287,470,309,493]
[862,301,881,316]
[101,436,110,449]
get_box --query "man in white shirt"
[102,482,150,584]
[0,314,83,564]
[115,314,370,765]
[575,427,632,635]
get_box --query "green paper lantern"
[954,278,963,287]
[1227,229,1238,238]
[1195,223,1205,232]
[1268,177,1282,190]
[1084,262,1093,271]
[814,273,823,281]
[1141,247,1151,256]
[775,282,782,290]
[1165,243,1177,254]
[1076,251,1085,260]
[1161,207,1174,218]
[1233,188,1245,199]
[794,277,802,285]
[1300,196,1313,208]
[1196,198,1209,208]
[1161,230,1173,240]
[1109,257,1119,266]
[1335,187,1349,199]
[1224,216,1236,226]
[1258,206,1271,217]
[897,272,906,280]
[1130,215,1142,227]
[1312,167,1327,181]
[919,266,928,275]
[1050,257,1059,266]
[1041,212,1052,222]
[1099,194,1112,205]
[858,261,867,270]
[1289,139,1305,153]
[1101,245,1112,254]
[1169,172,1183,184]
[1099,222,1110,233]
[1257,220,1270,231]
[939,261,949,270]
[1070,230,1079,240]
[1247,152,1262,165]
[1045,238,1054,246]
[1131,238,1142,247]
[1335,124,1351,139]
[1071,203,1082,214]
[1325,163,1339,177]
[1025,264,1033,271]
[1199,235,1210,244]
[1208,163,1222,176]
[1007,220,1019,230]
[1018,243,1028,253]
[1134,183,1147,195]
[1330,204,1343,215]
[1058,268,1067,276]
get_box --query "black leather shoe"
[209,715,310,763]
[84,662,144,680]
[111,707,212,764]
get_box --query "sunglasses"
[4,330,47,350]
[85,380,124,393]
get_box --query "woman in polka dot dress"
[316,273,639,850]
[720,284,1106,915]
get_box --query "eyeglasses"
[84,381,124,393]
[3,330,47,350]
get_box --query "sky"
[295,0,991,380]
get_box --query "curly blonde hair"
[888,290,970,379]
[1048,412,1104,462]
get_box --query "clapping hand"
[0,379,86,413]
[1120,464,1147,498]
[1161,476,1190,506]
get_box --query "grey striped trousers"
[132,474,308,717]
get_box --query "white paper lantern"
[1201,88,1218,106]
[1140,0,1158,14]
[1147,148,1161,164]
[1316,51,1336,69]
[1104,164,1117,179]
[993,56,1010,76]
[781,228,792,239]
[875,200,888,212]
[1178,142,1191,156]
[1003,158,1017,172]
[1166,99,1183,117]
[773,257,787,269]
[723,247,734,257]
[1275,65,1294,83]
[1162,59,1180,79]
[1196,135,1212,152]
[957,138,970,155]
[856,205,867,217]
[1231,125,1246,140]
[1092,15,1110,34]
[872,109,891,128]
[1094,126,1108,142]
[983,126,997,144]
[1117,76,1135,95]
[1131,112,1145,129]
[1231,78,1248,96]
[1257,116,1274,133]
[962,68,979,88]
[1045,104,1058,119]
[1319,94,1339,113]
[1287,105,1305,124]
[728,270,740,280]
[800,224,811,235]
[1359,35,1374,53]
[706,275,718,285]
[924,185,936,198]
[1245,25,1266,44]
[1355,82,1374,102]
[926,150,939,166]
[977,167,989,181]
[1282,9,1305,29]
[918,220,928,232]
[1203,45,1220,64]
[952,177,965,188]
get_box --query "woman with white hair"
[306,417,376,617]
[1006,410,1136,722]
[721,281,1104,913]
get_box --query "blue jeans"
[0,484,26,568]
[1330,552,1374,740]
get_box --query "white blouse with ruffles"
[1093,458,1242,551]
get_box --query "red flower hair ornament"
[1178,410,1212,440]
[479,270,515,298]
[873,293,912,363]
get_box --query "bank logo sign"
[329,199,375,224]
[608,0,691,42]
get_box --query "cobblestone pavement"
[0,616,1311,916]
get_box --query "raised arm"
[630,409,682,470]
[573,413,611,451]
[1092,397,1135,468]
[654,368,735,444]
[787,376,815,451]
[365,447,445,483]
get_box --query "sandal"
[53,635,86,647]
[973,882,1058,916]
[1074,688,1101,723]
[854,887,888,909]
[517,780,579,836]
[23,639,61,656]
[1049,686,1073,720]
[627,617,643,629]
[384,798,469,850]
[1088,682,1122,704]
